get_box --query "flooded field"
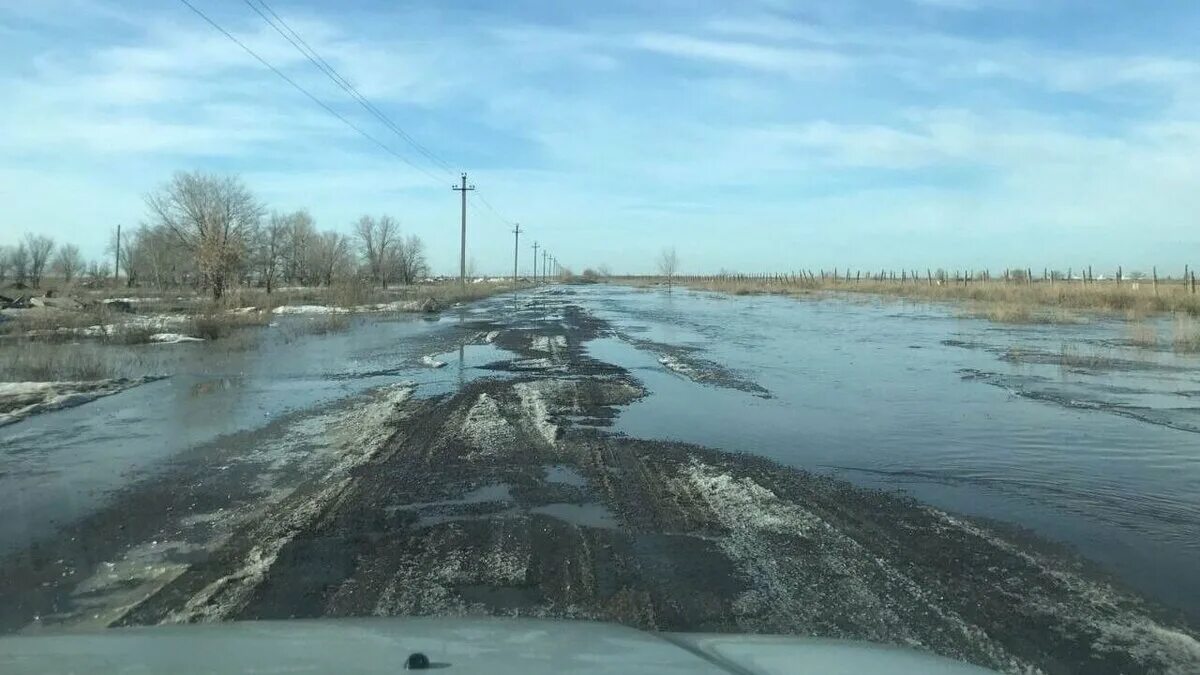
[583,285,1200,622]
[1,284,1198,673]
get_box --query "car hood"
[0,616,997,674]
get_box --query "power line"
[243,0,457,177]
[176,0,444,186]
[472,192,514,226]
[180,0,536,264]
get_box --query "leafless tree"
[657,246,678,292]
[312,231,350,287]
[52,243,84,283]
[284,211,316,285]
[0,246,10,282]
[390,234,428,285]
[23,234,55,288]
[354,214,399,288]
[145,171,263,299]
[257,212,291,293]
[128,223,190,289]
[85,260,112,285]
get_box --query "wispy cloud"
[1,1,1199,272]
[631,32,849,74]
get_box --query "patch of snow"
[658,354,698,378]
[530,335,568,354]
[0,378,155,427]
[461,393,514,455]
[421,355,447,368]
[514,382,558,446]
[149,333,204,344]
[271,304,350,315]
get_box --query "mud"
[1,293,1197,674]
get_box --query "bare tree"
[656,246,678,292]
[120,233,140,287]
[24,234,55,287]
[52,243,84,283]
[85,259,112,285]
[0,246,10,283]
[354,214,399,288]
[284,211,316,285]
[11,242,29,284]
[257,212,290,293]
[130,223,189,290]
[391,234,428,285]
[146,171,263,299]
[313,231,350,287]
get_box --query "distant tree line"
[0,171,429,298]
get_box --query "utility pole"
[512,223,521,286]
[113,224,121,285]
[543,250,548,284]
[452,172,475,285]
[532,241,539,284]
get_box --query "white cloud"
[631,32,849,74]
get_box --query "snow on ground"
[16,313,192,339]
[0,379,155,427]
[149,333,205,344]
[658,354,699,378]
[421,355,447,368]
[271,300,434,315]
[271,305,350,315]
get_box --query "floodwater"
[0,309,509,554]
[3,283,1199,623]
[581,284,1200,621]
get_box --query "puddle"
[0,297,520,554]
[387,483,514,515]
[543,464,587,487]
[528,502,618,529]
[575,284,1200,621]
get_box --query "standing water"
[580,284,1200,621]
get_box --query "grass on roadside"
[624,276,1200,325]
[0,341,124,381]
[1174,315,1200,353]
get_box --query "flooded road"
[581,285,1200,622]
[0,312,491,553]
[1,284,1198,673]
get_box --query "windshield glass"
[1,1,1198,673]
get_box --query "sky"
[1,0,1199,276]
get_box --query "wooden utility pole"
[452,173,475,284]
[512,223,521,286]
[531,241,539,284]
[114,224,121,284]
[543,250,548,284]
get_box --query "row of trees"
[1,171,429,298]
[0,234,84,288]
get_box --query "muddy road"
[1,287,1198,673]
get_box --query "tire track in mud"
[3,291,1198,674]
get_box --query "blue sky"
[2,0,1199,275]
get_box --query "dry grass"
[623,276,1200,324]
[225,280,522,312]
[184,310,270,340]
[1127,322,1159,348]
[1173,315,1200,353]
[0,342,118,381]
